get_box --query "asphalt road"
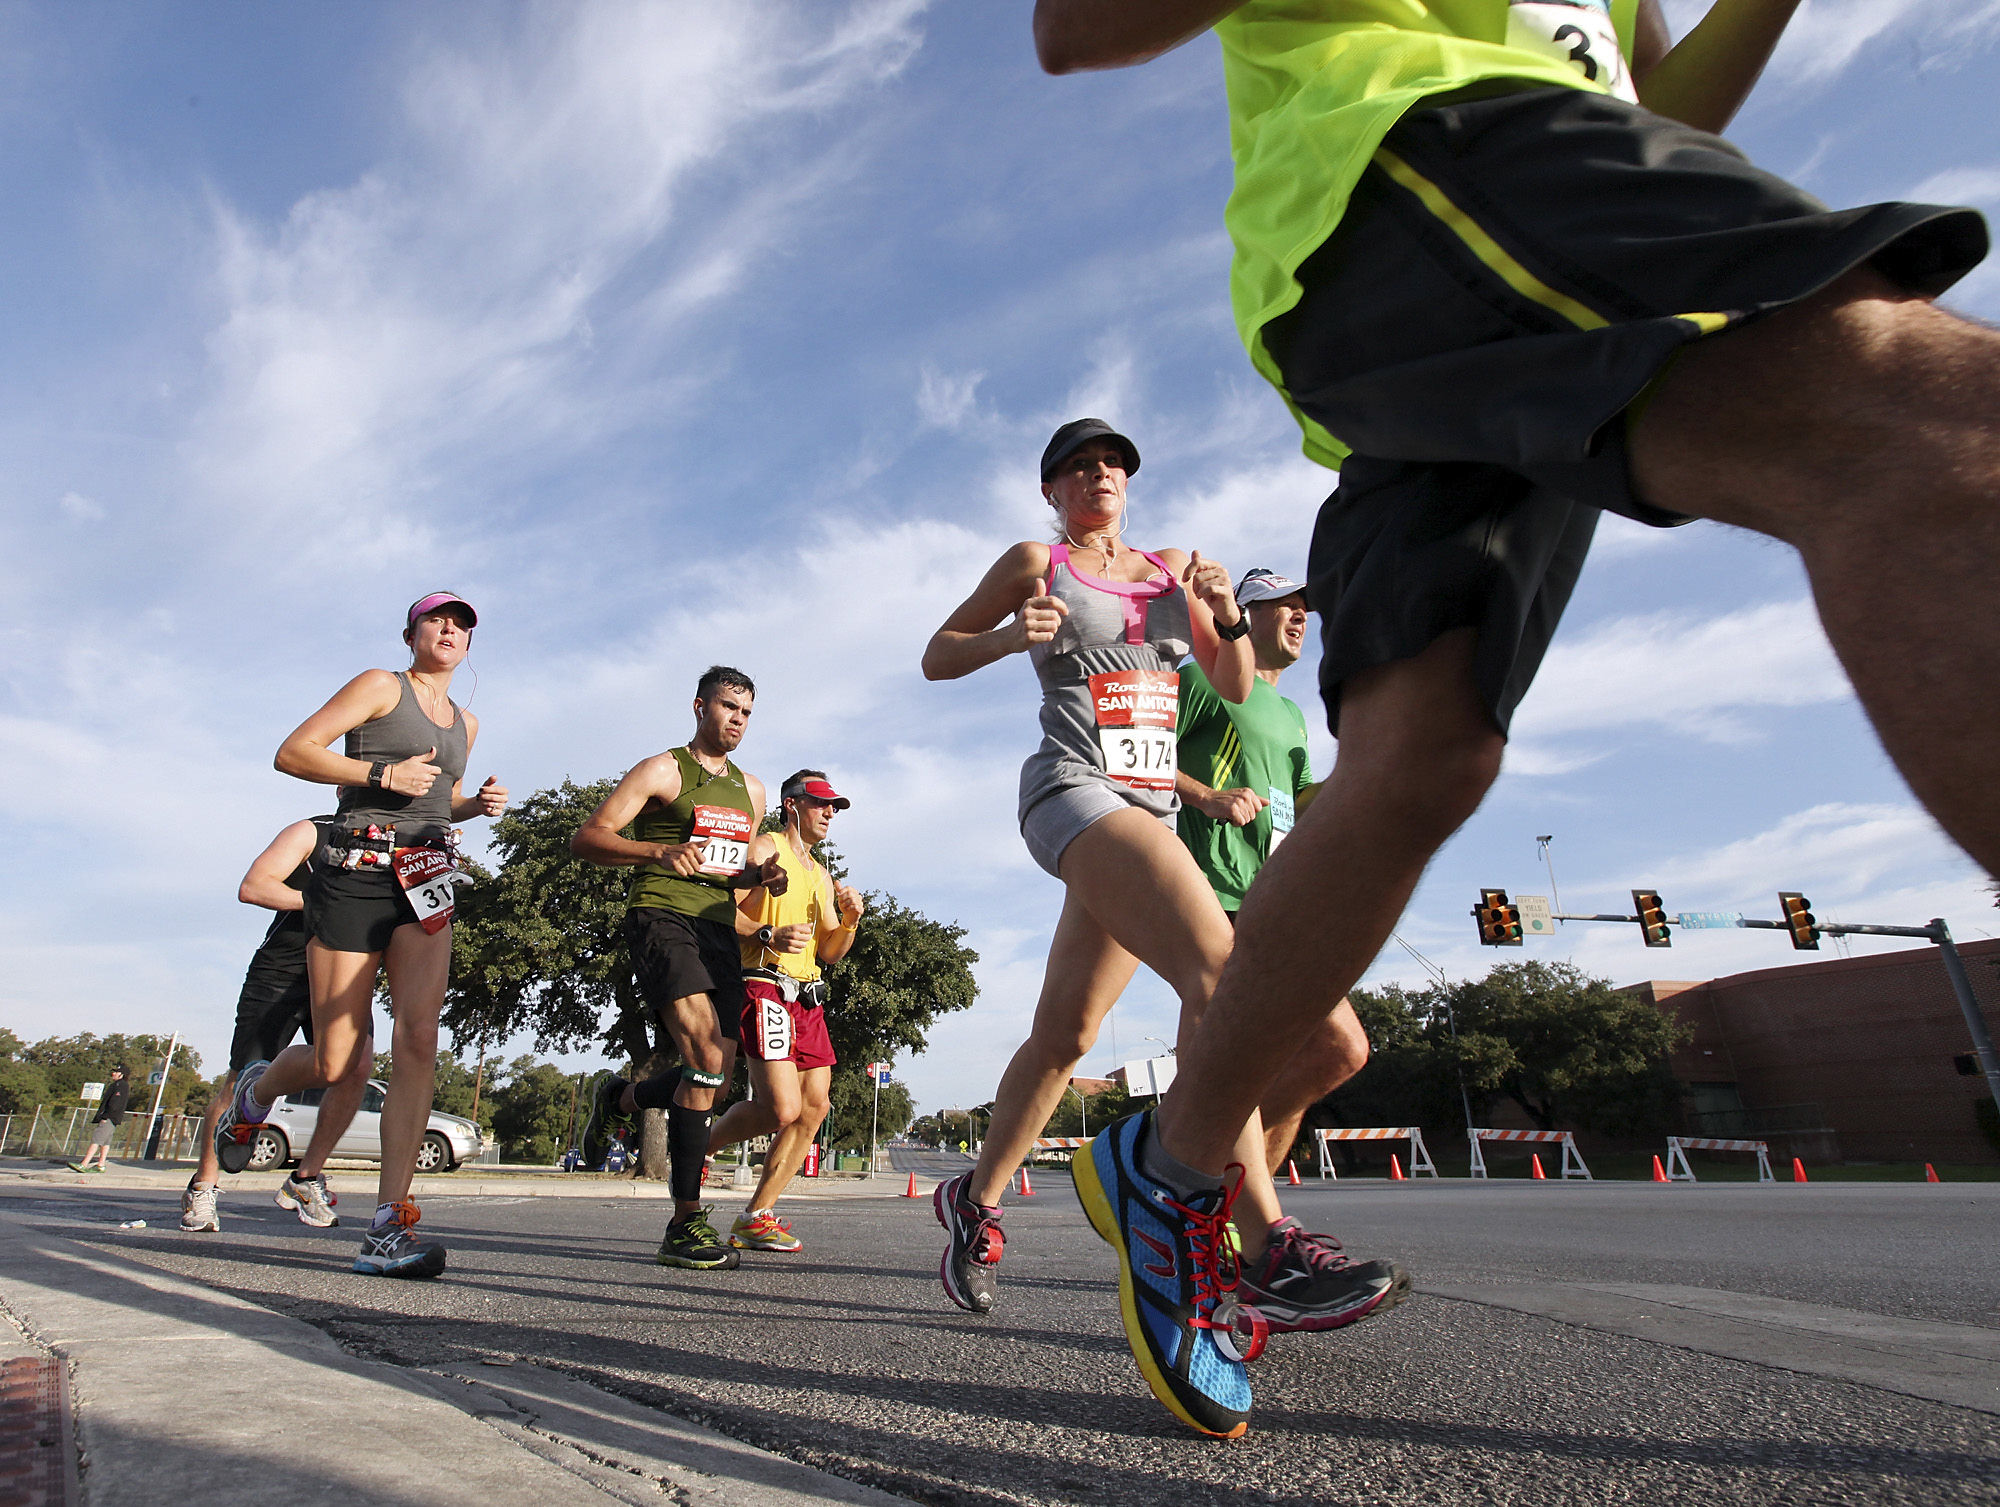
[8,1170,1999,1507]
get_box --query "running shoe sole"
[656,1246,741,1270]
[214,1061,271,1175]
[352,1245,447,1278]
[1073,1118,1251,1439]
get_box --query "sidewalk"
[0,1212,911,1506]
[0,1156,929,1202]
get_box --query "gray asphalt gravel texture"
[11,1162,2000,1507]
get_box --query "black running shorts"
[227,921,314,1073]
[1266,84,1986,736]
[625,907,744,1041]
[303,867,422,955]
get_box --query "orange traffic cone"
[1530,1154,1546,1180]
[1286,1159,1301,1186]
[1651,1155,1669,1183]
[1926,1163,1941,1183]
[1389,1154,1405,1181]
[1017,1165,1034,1196]
[903,1172,918,1198]
[1792,1157,1808,1183]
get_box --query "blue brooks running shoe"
[1074,1110,1267,1439]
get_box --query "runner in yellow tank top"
[706,771,866,1252]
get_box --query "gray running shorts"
[1021,780,1171,879]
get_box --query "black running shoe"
[934,1172,1004,1313]
[1236,1216,1410,1333]
[581,1073,633,1169]
[657,1207,741,1270]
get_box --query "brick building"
[1624,938,2000,1165]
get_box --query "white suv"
[242,1080,481,1174]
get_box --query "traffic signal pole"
[1475,886,2000,1121]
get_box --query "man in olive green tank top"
[1034,0,1999,1441]
[570,665,786,1271]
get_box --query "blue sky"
[4,1,1998,1121]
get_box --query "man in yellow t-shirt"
[706,770,866,1252]
[1035,0,1996,1442]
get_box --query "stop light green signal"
[1473,887,1524,947]
[1632,889,1671,948]
[1778,891,1819,950]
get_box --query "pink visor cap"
[787,777,851,810]
[407,591,477,628]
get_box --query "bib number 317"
[1089,669,1179,792]
[391,847,457,935]
[1507,0,1636,103]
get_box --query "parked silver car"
[241,1080,481,1174]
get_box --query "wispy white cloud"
[57,491,103,521]
[1511,598,1849,751]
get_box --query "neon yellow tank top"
[1216,0,1638,469]
[738,832,830,982]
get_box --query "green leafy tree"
[1313,962,1690,1153]
[19,1033,205,1117]
[1441,961,1688,1136]
[825,1075,913,1152]
[488,1056,578,1163]
[1044,1081,1131,1138]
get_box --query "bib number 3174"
[391,847,457,935]
[1507,0,1636,103]
[691,805,753,877]
[1089,669,1179,792]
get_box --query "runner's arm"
[237,819,320,911]
[1034,0,1244,73]
[1162,548,1255,703]
[1631,0,1803,135]
[733,774,787,894]
[817,876,865,965]
[448,711,509,822]
[274,670,420,790]
[734,835,782,936]
[1175,769,1268,825]
[568,756,692,868]
[922,541,1058,681]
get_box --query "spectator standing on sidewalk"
[71,1066,129,1172]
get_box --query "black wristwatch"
[1215,612,1251,641]
[367,759,390,788]
[756,926,776,947]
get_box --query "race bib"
[391,847,457,935]
[1267,785,1296,851]
[1507,0,1636,103]
[1089,670,1179,792]
[690,804,753,877]
[756,996,795,1060]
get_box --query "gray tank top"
[336,672,469,838]
[1018,544,1192,827]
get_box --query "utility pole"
[142,1031,180,1162]
[1392,934,1476,1145]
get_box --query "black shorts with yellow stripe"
[1266,84,1985,737]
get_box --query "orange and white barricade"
[1468,1128,1592,1180]
[1030,1137,1088,1164]
[1664,1135,1774,1183]
[1313,1126,1438,1180]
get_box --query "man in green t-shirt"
[1039,0,1998,1440]
[1175,567,1369,1177]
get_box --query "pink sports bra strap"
[1050,543,1179,645]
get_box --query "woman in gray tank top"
[922,419,1305,1315]
[223,592,509,1280]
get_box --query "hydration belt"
[322,823,458,871]
[745,967,830,1012]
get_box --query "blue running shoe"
[1074,1110,1262,1439]
[214,1060,272,1175]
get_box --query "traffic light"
[1778,891,1819,950]
[1631,890,1671,948]
[1473,887,1523,946]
